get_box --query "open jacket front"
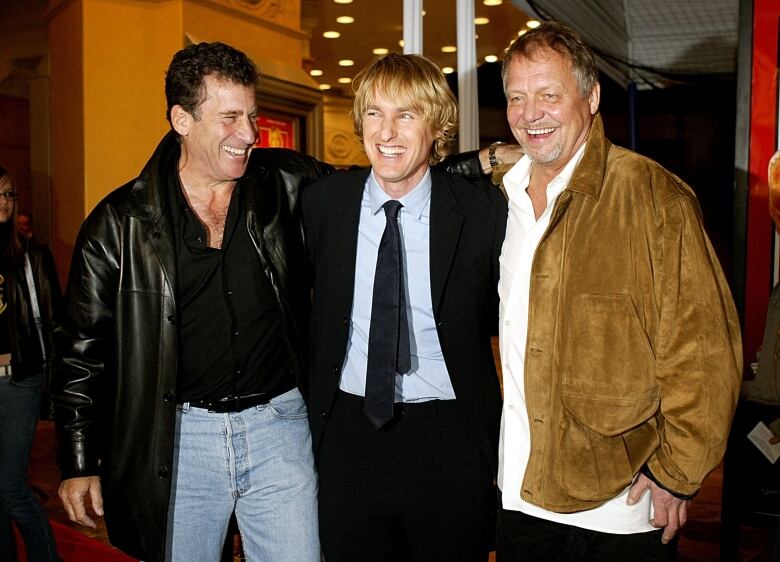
[53,132,332,561]
[517,114,742,512]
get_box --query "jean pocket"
[10,373,44,390]
[267,388,308,421]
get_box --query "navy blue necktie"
[364,200,411,429]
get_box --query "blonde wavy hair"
[352,53,458,164]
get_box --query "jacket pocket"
[556,404,660,502]
[561,292,659,436]
[557,292,660,501]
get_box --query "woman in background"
[0,165,60,561]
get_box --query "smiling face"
[505,48,599,179]
[0,176,15,224]
[172,74,258,187]
[362,89,439,197]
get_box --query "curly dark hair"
[164,42,259,126]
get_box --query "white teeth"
[378,145,406,156]
[222,145,247,156]
[527,127,555,136]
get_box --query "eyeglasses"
[0,191,18,201]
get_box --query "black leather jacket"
[7,237,61,382]
[53,131,486,561]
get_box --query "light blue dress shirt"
[339,169,456,402]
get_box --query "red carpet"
[15,520,138,562]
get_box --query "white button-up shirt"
[498,145,654,534]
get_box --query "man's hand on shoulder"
[59,475,104,529]
[627,473,690,544]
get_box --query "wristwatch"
[488,141,505,172]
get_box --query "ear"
[171,105,191,136]
[588,82,601,115]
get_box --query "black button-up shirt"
[168,170,295,403]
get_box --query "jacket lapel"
[125,132,180,298]
[429,170,464,315]
[332,170,369,310]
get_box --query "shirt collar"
[502,143,587,204]
[367,167,432,220]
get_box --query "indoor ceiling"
[305,0,534,96]
[513,0,739,88]
[0,0,740,97]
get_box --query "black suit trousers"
[317,390,495,562]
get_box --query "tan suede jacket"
[519,114,743,512]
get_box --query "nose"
[512,98,543,124]
[237,115,258,144]
[379,116,397,141]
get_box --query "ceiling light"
[336,16,354,24]
[474,17,490,25]
[441,45,457,53]
[338,77,352,84]
[373,48,389,55]
[526,19,541,28]
[323,31,341,39]
[518,29,527,36]
[333,0,353,3]
[338,59,355,67]
[319,84,332,90]
[399,39,405,47]
[422,10,426,16]
[483,0,502,5]
[309,69,324,77]
[442,66,454,74]
[484,55,498,63]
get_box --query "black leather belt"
[187,386,293,413]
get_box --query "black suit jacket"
[303,167,507,473]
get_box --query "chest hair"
[189,198,231,249]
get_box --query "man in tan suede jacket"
[495,22,742,561]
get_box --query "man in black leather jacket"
[53,42,494,562]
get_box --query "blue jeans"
[166,387,320,562]
[0,374,60,562]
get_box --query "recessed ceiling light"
[373,48,389,55]
[422,10,426,16]
[474,17,490,25]
[323,31,341,39]
[518,29,527,36]
[338,59,355,67]
[399,39,405,47]
[336,16,354,24]
[483,0,502,5]
[338,77,352,84]
[319,84,332,90]
[441,45,457,53]
[484,55,498,63]
[333,0,353,3]
[309,69,324,77]
[527,19,541,28]
[442,66,454,74]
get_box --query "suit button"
[320,410,327,419]
[343,317,349,327]
[167,315,176,325]
[436,321,444,327]
[157,467,169,479]
[332,365,340,374]
[162,392,174,402]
